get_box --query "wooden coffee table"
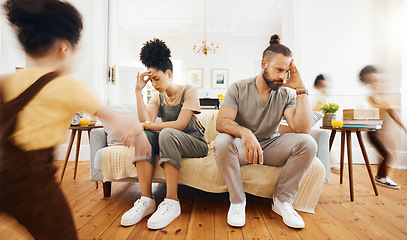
[321,126,379,201]
[60,125,103,183]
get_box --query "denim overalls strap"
[157,85,205,141]
[0,71,60,142]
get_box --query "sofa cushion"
[198,110,219,144]
[94,148,104,171]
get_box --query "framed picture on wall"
[212,69,228,89]
[186,68,203,88]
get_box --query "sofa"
[90,110,329,213]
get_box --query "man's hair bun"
[263,34,291,59]
[269,34,280,45]
[140,38,171,68]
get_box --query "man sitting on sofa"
[213,34,317,229]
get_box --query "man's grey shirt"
[221,77,296,140]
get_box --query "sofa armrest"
[309,129,330,183]
[90,128,108,181]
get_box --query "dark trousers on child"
[0,144,78,240]
[367,130,389,178]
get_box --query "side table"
[321,126,379,201]
[60,125,103,184]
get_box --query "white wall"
[2,0,406,166]
[399,0,407,168]
[69,0,108,99]
[301,0,406,168]
[117,25,138,66]
[231,36,266,90]
[118,32,271,98]
[0,11,25,73]
[53,0,109,162]
[301,0,375,97]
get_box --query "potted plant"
[320,103,340,127]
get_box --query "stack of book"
[342,119,383,129]
[342,109,383,129]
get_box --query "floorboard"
[0,161,406,240]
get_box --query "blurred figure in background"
[311,74,340,173]
[359,65,407,189]
[0,0,150,239]
[311,74,328,111]
[280,74,340,173]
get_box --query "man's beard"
[263,72,283,91]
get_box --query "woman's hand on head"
[136,71,152,92]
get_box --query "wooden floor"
[1,161,407,240]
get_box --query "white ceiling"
[118,0,282,37]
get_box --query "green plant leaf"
[320,103,340,114]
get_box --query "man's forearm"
[292,94,312,133]
[216,118,250,138]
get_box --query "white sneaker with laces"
[271,195,305,229]
[227,199,246,227]
[375,176,400,189]
[147,198,181,229]
[121,196,156,227]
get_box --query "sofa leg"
[103,182,112,197]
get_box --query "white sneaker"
[121,196,156,227]
[375,176,400,189]
[272,195,305,229]
[227,199,246,227]
[147,198,181,229]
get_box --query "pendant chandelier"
[193,0,219,56]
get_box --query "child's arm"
[387,109,407,133]
[94,107,151,159]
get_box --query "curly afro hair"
[140,38,173,72]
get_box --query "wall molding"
[55,144,90,162]
[331,147,407,169]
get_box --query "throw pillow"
[280,111,323,127]
[102,104,139,146]
[311,111,323,126]
[278,111,323,134]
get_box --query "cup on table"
[331,115,343,128]
[79,118,90,126]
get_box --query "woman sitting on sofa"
[121,39,208,229]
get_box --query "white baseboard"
[55,144,90,161]
[331,147,407,169]
[397,151,407,169]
